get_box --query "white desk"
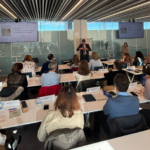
[0,84,149,129]
[58,64,71,70]
[71,130,150,150]
[102,61,114,68]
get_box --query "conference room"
[1,0,150,150]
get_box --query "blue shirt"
[103,92,139,126]
[40,72,61,87]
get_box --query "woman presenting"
[121,42,129,57]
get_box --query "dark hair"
[78,60,90,75]
[135,51,144,60]
[48,54,54,60]
[55,85,80,118]
[114,74,129,92]
[124,42,128,47]
[11,63,23,73]
[72,54,79,65]
[82,39,86,42]
[114,60,123,71]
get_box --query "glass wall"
[87,22,150,60]
[0,22,74,75]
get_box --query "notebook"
[82,94,96,102]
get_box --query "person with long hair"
[133,51,144,66]
[75,60,92,85]
[71,54,79,69]
[121,42,129,57]
[37,85,84,142]
[89,52,103,71]
[22,55,36,77]
[122,53,133,65]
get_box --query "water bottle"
[142,75,145,86]
[37,97,41,107]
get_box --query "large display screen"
[0,22,38,42]
[119,22,144,39]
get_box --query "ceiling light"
[98,1,150,21]
[136,15,150,20]
[61,0,83,20]
[0,3,17,19]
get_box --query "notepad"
[82,94,96,102]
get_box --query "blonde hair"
[92,52,100,60]
[23,55,33,62]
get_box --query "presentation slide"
[0,22,38,42]
[119,22,144,39]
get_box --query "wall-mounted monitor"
[119,22,144,39]
[0,22,38,42]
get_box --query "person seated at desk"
[40,61,61,87]
[7,63,28,100]
[94,74,139,137]
[143,59,150,75]
[37,85,84,142]
[40,54,54,74]
[22,55,36,77]
[89,52,103,71]
[75,60,92,86]
[104,60,126,85]
[133,51,144,66]
[71,54,79,69]
[122,53,133,67]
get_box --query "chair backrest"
[94,66,103,71]
[36,84,62,98]
[44,128,86,150]
[76,80,97,92]
[70,67,78,73]
[32,58,39,63]
[22,72,32,78]
[109,113,148,139]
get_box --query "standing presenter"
[121,42,129,57]
[77,39,91,62]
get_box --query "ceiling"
[0,0,150,22]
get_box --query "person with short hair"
[104,60,126,85]
[94,74,139,137]
[7,63,28,100]
[89,52,103,71]
[77,39,91,62]
[22,55,36,77]
[75,60,92,86]
[40,61,61,87]
[71,54,79,69]
[37,85,84,142]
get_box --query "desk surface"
[58,64,70,70]
[0,84,149,129]
[123,68,144,75]
[102,61,114,66]
[36,67,41,73]
[72,130,150,150]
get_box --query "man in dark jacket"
[77,39,91,62]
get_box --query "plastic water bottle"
[37,98,41,107]
[142,75,145,86]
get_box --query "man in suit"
[77,39,91,62]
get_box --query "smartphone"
[130,92,138,97]
[21,101,27,108]
[43,104,49,110]
[108,91,116,96]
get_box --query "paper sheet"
[3,100,20,108]
[9,109,21,119]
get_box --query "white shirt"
[22,61,36,77]
[89,59,103,71]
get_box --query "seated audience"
[7,63,28,100]
[75,60,92,86]
[94,74,139,136]
[122,53,133,66]
[37,85,84,142]
[40,54,55,74]
[71,54,79,69]
[143,59,150,75]
[40,61,61,87]
[89,52,103,71]
[22,55,36,77]
[133,51,144,66]
[104,60,125,85]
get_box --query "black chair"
[22,72,32,78]
[94,66,103,71]
[109,113,148,139]
[32,58,39,63]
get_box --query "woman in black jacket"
[7,63,28,100]
[133,51,144,66]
